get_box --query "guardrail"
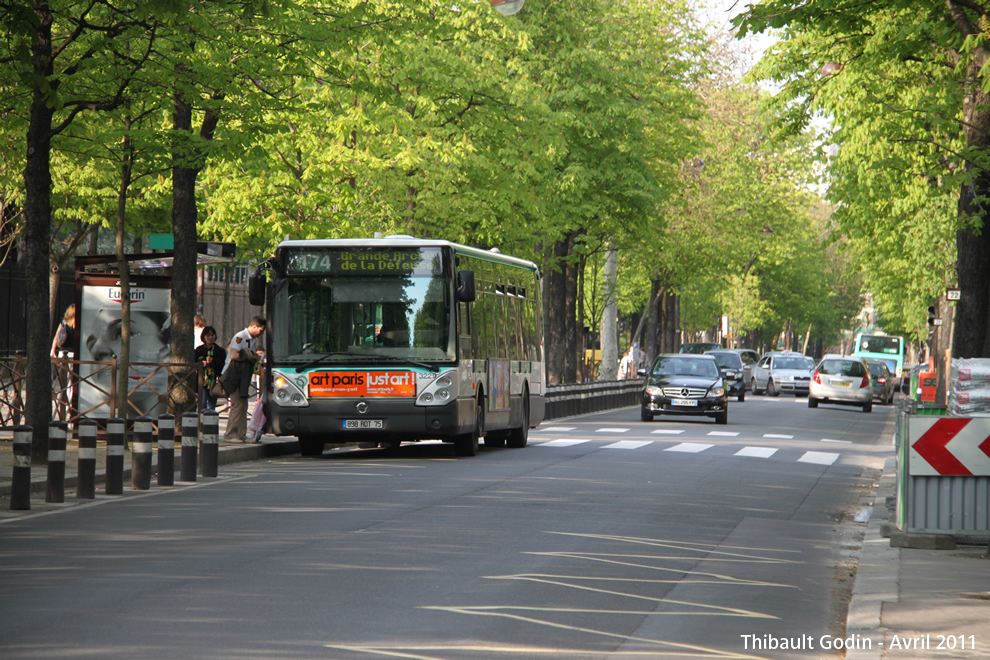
[544,378,644,420]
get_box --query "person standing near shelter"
[50,304,77,420]
[194,326,226,411]
[221,316,266,443]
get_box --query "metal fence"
[1,354,209,429]
[544,379,644,420]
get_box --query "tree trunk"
[116,116,134,418]
[954,61,990,360]
[564,242,579,382]
[599,247,618,380]
[23,7,55,463]
[545,242,567,384]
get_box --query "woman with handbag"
[195,326,227,411]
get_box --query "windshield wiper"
[296,351,439,373]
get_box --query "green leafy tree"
[733,0,990,362]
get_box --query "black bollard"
[105,418,125,495]
[200,410,219,478]
[46,421,67,503]
[76,419,98,499]
[131,417,153,491]
[10,425,32,511]
[157,414,175,486]
[180,412,198,482]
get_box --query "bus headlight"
[416,369,457,407]
[272,370,310,408]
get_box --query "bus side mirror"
[249,272,266,307]
[456,270,476,303]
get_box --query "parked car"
[641,354,728,424]
[808,356,873,412]
[864,359,896,405]
[705,350,747,401]
[679,342,722,354]
[750,352,813,396]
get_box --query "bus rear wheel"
[506,395,529,448]
[299,435,324,457]
[455,399,483,457]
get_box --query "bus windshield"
[857,335,901,355]
[269,247,456,363]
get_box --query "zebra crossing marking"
[664,442,714,453]
[650,429,685,435]
[763,434,793,439]
[603,440,653,449]
[707,431,739,437]
[595,428,630,433]
[798,451,840,466]
[537,439,590,447]
[735,447,778,458]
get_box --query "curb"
[845,456,899,660]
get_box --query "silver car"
[808,356,873,412]
[750,352,813,396]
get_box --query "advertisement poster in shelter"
[77,283,172,419]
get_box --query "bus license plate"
[672,398,697,407]
[343,419,383,429]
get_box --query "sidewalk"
[847,456,990,659]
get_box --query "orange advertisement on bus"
[309,371,416,397]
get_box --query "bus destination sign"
[287,248,438,276]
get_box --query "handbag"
[210,379,227,398]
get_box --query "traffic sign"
[910,417,990,476]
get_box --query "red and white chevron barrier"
[909,417,990,476]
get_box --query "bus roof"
[276,236,540,274]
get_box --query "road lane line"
[603,440,653,449]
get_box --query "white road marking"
[763,433,793,439]
[707,431,739,437]
[595,428,630,433]
[798,451,840,465]
[603,440,653,449]
[650,429,685,434]
[735,447,778,458]
[821,438,852,444]
[664,443,713,453]
[537,427,576,432]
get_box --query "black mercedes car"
[640,354,729,424]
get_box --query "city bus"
[851,333,905,388]
[248,235,546,457]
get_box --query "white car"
[750,352,813,396]
[808,356,873,412]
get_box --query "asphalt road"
[0,393,894,659]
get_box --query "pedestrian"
[619,348,634,380]
[193,314,206,349]
[220,316,266,443]
[50,304,77,420]
[194,326,226,411]
[246,350,266,443]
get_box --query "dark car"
[641,354,728,424]
[679,342,722,354]
[705,350,747,401]
[865,359,896,404]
